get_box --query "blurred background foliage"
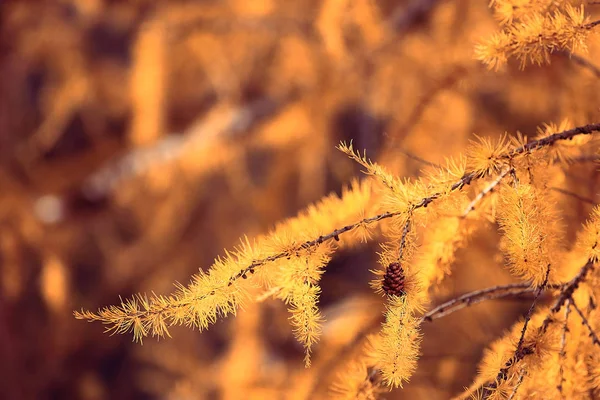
[1,0,599,399]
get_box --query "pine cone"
[382,262,406,297]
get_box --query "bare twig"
[255,286,283,302]
[462,167,511,217]
[421,282,560,324]
[398,150,441,168]
[557,298,572,395]
[570,300,600,347]
[548,186,596,205]
[564,52,600,78]
[507,369,526,400]
[398,214,413,260]
[231,208,405,282]
[541,260,596,333]
[585,20,600,30]
[515,266,551,353]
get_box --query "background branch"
[570,299,600,347]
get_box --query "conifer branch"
[480,260,595,398]
[505,123,600,158]
[328,281,560,397]
[482,266,552,396]
[76,123,600,344]
[332,280,561,396]
[570,299,600,347]
[482,266,551,398]
[370,282,563,327]
[476,8,600,69]
[230,209,405,283]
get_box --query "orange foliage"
[1,0,600,399]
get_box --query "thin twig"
[565,52,600,78]
[421,282,561,324]
[255,286,283,302]
[81,98,282,201]
[507,369,526,400]
[557,298,572,395]
[515,266,551,351]
[462,167,511,217]
[548,186,597,205]
[541,260,596,333]
[398,214,413,260]
[231,209,405,282]
[482,265,551,398]
[584,19,600,30]
[398,150,441,168]
[570,299,600,347]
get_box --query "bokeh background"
[1,0,600,399]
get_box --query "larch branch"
[77,123,600,335]
[480,260,595,398]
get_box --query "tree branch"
[232,123,600,284]
[479,260,595,398]
[505,123,600,158]
[570,299,600,347]
[77,124,600,332]
[557,298,571,395]
[462,167,511,217]
[420,281,560,324]
[507,369,526,400]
